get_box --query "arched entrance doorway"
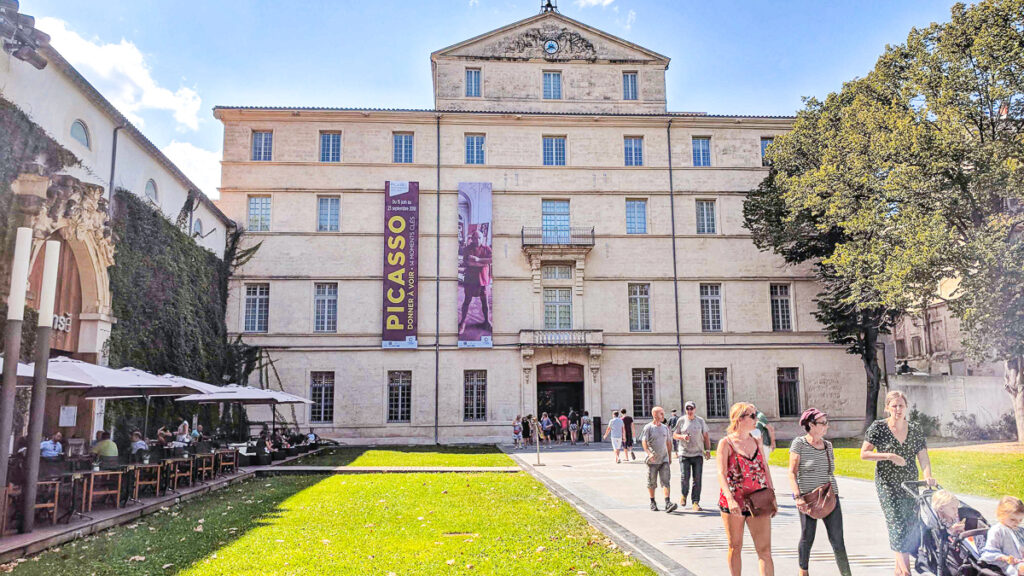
[536,362,584,418]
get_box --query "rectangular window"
[243,283,269,333]
[700,283,722,332]
[251,131,272,162]
[626,199,647,234]
[248,196,271,232]
[777,367,800,417]
[632,368,655,417]
[309,371,335,424]
[895,339,908,359]
[465,68,481,98]
[541,199,570,243]
[705,368,728,418]
[624,136,643,167]
[623,72,638,100]
[317,196,340,232]
[313,282,338,333]
[465,134,485,165]
[695,199,716,235]
[911,336,923,357]
[541,264,572,280]
[387,371,412,423]
[393,133,414,164]
[320,132,341,163]
[692,137,711,167]
[463,370,487,422]
[628,283,651,332]
[543,288,572,329]
[543,71,562,100]
[542,136,566,166]
[930,320,945,352]
[760,137,774,167]
[770,284,793,332]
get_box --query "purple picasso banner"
[382,181,419,349]
[457,182,493,348]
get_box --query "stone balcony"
[521,226,595,294]
[519,329,603,348]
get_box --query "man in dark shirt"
[458,229,493,335]
[666,409,680,452]
[621,409,636,460]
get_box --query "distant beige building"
[215,9,865,443]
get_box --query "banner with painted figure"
[382,181,419,349]
[457,182,493,348]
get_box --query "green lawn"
[9,474,651,576]
[767,442,1024,499]
[284,445,515,467]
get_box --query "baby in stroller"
[980,496,1024,576]
[904,482,998,576]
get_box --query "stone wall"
[889,374,1010,433]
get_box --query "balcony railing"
[520,329,603,347]
[521,226,595,247]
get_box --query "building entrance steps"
[504,444,999,576]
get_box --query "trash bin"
[592,416,602,442]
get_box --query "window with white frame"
[623,72,638,100]
[692,136,711,167]
[543,71,562,99]
[705,368,728,418]
[70,120,90,148]
[770,284,793,332]
[760,137,774,167]
[626,199,647,234]
[244,283,269,333]
[393,133,413,164]
[145,179,159,203]
[777,367,800,417]
[541,264,572,280]
[252,131,273,161]
[543,288,572,329]
[624,136,643,166]
[465,68,481,97]
[387,371,412,423]
[632,368,655,416]
[628,283,651,332]
[320,132,341,163]
[309,371,334,424]
[463,370,487,422]
[696,199,717,235]
[192,218,203,237]
[465,134,485,165]
[542,136,566,166]
[313,283,338,333]
[317,196,340,232]
[248,196,271,232]
[700,283,722,332]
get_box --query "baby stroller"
[902,481,1003,576]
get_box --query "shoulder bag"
[797,441,837,520]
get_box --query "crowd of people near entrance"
[514,390,1024,576]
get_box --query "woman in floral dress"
[861,390,936,576]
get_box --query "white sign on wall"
[58,405,77,427]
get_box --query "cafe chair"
[2,481,61,534]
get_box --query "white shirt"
[608,417,625,438]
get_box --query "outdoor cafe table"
[162,457,193,492]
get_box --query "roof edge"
[212,105,795,120]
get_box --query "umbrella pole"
[143,396,151,439]
[272,405,276,435]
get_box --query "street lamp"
[0,0,49,70]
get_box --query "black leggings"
[798,499,852,575]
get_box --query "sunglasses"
[742,412,757,420]
[685,407,695,411]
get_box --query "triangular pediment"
[432,12,669,65]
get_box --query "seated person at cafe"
[191,424,204,441]
[307,429,318,444]
[130,431,148,455]
[91,429,103,447]
[90,431,118,457]
[256,432,272,456]
[40,431,63,459]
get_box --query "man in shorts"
[602,410,625,463]
[641,406,677,513]
[620,408,636,460]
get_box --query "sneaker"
[630,452,636,461]
[650,501,659,512]
[679,496,687,508]
[665,502,678,513]
[692,503,703,512]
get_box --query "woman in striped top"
[788,408,851,576]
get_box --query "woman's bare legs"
[894,551,912,576]
[722,512,746,576]
[746,514,774,576]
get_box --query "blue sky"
[25,0,956,198]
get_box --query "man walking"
[620,408,636,461]
[602,410,625,463]
[641,406,677,513]
[672,400,711,511]
[667,408,680,452]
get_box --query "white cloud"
[624,9,636,30]
[37,18,201,132]
[469,0,479,5]
[573,0,616,7]
[161,141,222,199]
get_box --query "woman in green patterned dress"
[860,390,936,576]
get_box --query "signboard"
[58,405,78,427]
[457,182,493,348]
[381,181,419,349]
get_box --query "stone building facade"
[216,11,866,443]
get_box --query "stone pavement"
[508,444,999,576]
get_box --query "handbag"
[745,487,778,517]
[797,442,837,520]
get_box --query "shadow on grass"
[7,476,325,576]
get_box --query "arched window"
[193,218,203,236]
[144,179,158,203]
[70,120,90,148]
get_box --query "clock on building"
[544,40,559,54]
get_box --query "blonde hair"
[931,490,959,511]
[884,390,908,414]
[996,496,1024,523]
[727,402,756,435]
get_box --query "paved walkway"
[508,444,999,576]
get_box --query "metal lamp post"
[21,239,59,532]
[0,227,33,491]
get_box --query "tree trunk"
[862,322,882,433]
[1005,357,1024,443]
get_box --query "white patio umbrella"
[175,385,312,433]
[1,355,91,387]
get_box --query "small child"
[933,490,970,536]
[981,495,1024,576]
[512,416,523,449]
